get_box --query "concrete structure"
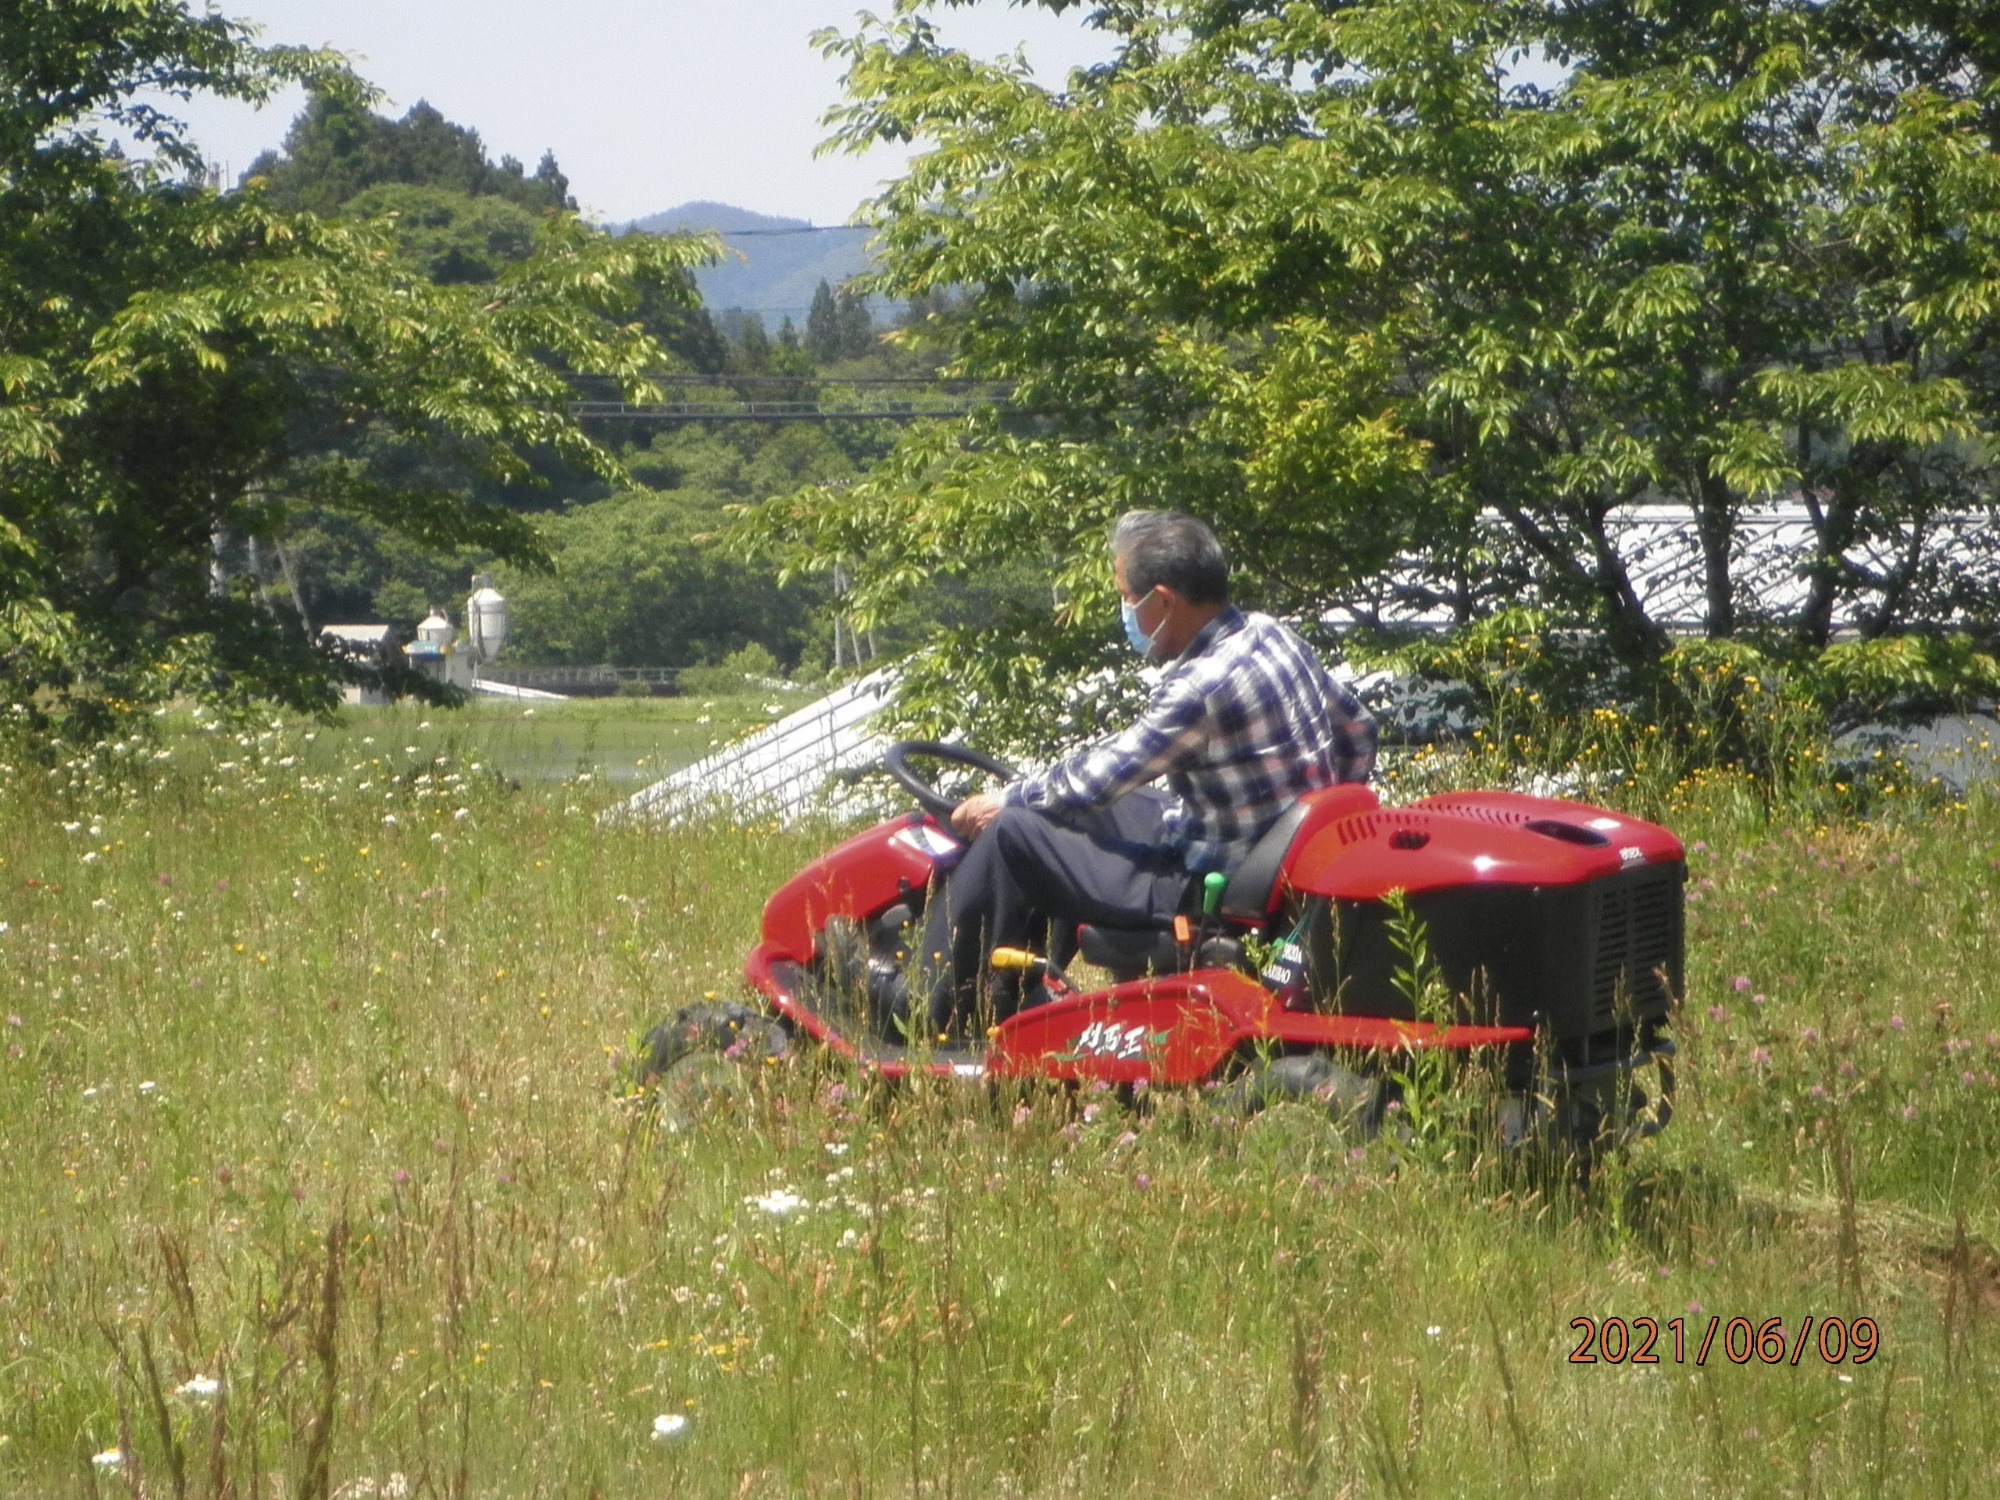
[405,606,473,691]
[606,669,901,828]
[319,624,400,705]
[406,575,515,693]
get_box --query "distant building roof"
[1323,503,1997,634]
[321,624,398,647]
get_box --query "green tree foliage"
[718,310,775,374]
[229,85,726,648]
[246,90,573,215]
[805,277,878,363]
[0,0,714,735]
[500,426,873,672]
[340,182,543,284]
[498,486,819,670]
[246,92,724,367]
[743,0,2000,733]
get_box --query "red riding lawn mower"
[641,743,1685,1155]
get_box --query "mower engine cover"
[1274,790,1685,1055]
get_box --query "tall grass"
[1,707,1996,1495]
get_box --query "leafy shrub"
[677,642,784,697]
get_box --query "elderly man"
[921,510,1377,1033]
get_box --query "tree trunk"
[1695,472,1735,638]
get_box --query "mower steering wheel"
[881,740,1020,822]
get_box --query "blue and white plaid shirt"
[1003,608,1377,872]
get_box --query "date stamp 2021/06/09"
[1569,1316,1879,1367]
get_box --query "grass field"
[2,702,1997,1497]
[374,691,815,786]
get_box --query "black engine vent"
[1592,868,1682,1024]
[1524,818,1609,846]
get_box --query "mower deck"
[749,940,1536,1085]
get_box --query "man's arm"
[1002,678,1212,818]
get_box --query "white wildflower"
[92,1448,123,1470]
[747,1188,807,1218]
[175,1374,221,1402]
[651,1412,690,1442]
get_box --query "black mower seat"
[1075,782,1381,976]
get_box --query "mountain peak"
[617,201,879,322]
[623,200,822,236]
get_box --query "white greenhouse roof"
[1323,503,1996,633]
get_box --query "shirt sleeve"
[1331,689,1379,784]
[1005,675,1213,815]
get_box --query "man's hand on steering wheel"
[881,741,1021,825]
[951,790,1005,840]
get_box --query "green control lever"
[1202,871,1227,916]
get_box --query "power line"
[568,373,1007,390]
[573,399,985,424]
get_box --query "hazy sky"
[172,1,1115,225]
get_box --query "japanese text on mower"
[1059,1021,1169,1062]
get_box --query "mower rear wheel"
[637,1002,789,1127]
[1222,1052,1383,1139]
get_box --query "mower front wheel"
[1221,1052,1384,1139]
[636,1002,790,1127]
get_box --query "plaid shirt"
[1004,608,1377,872]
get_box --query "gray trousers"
[920,790,1192,1033]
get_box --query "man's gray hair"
[1109,511,1230,606]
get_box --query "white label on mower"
[1619,845,1646,866]
[894,825,962,861]
[1073,1021,1150,1060]
[1260,941,1305,988]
